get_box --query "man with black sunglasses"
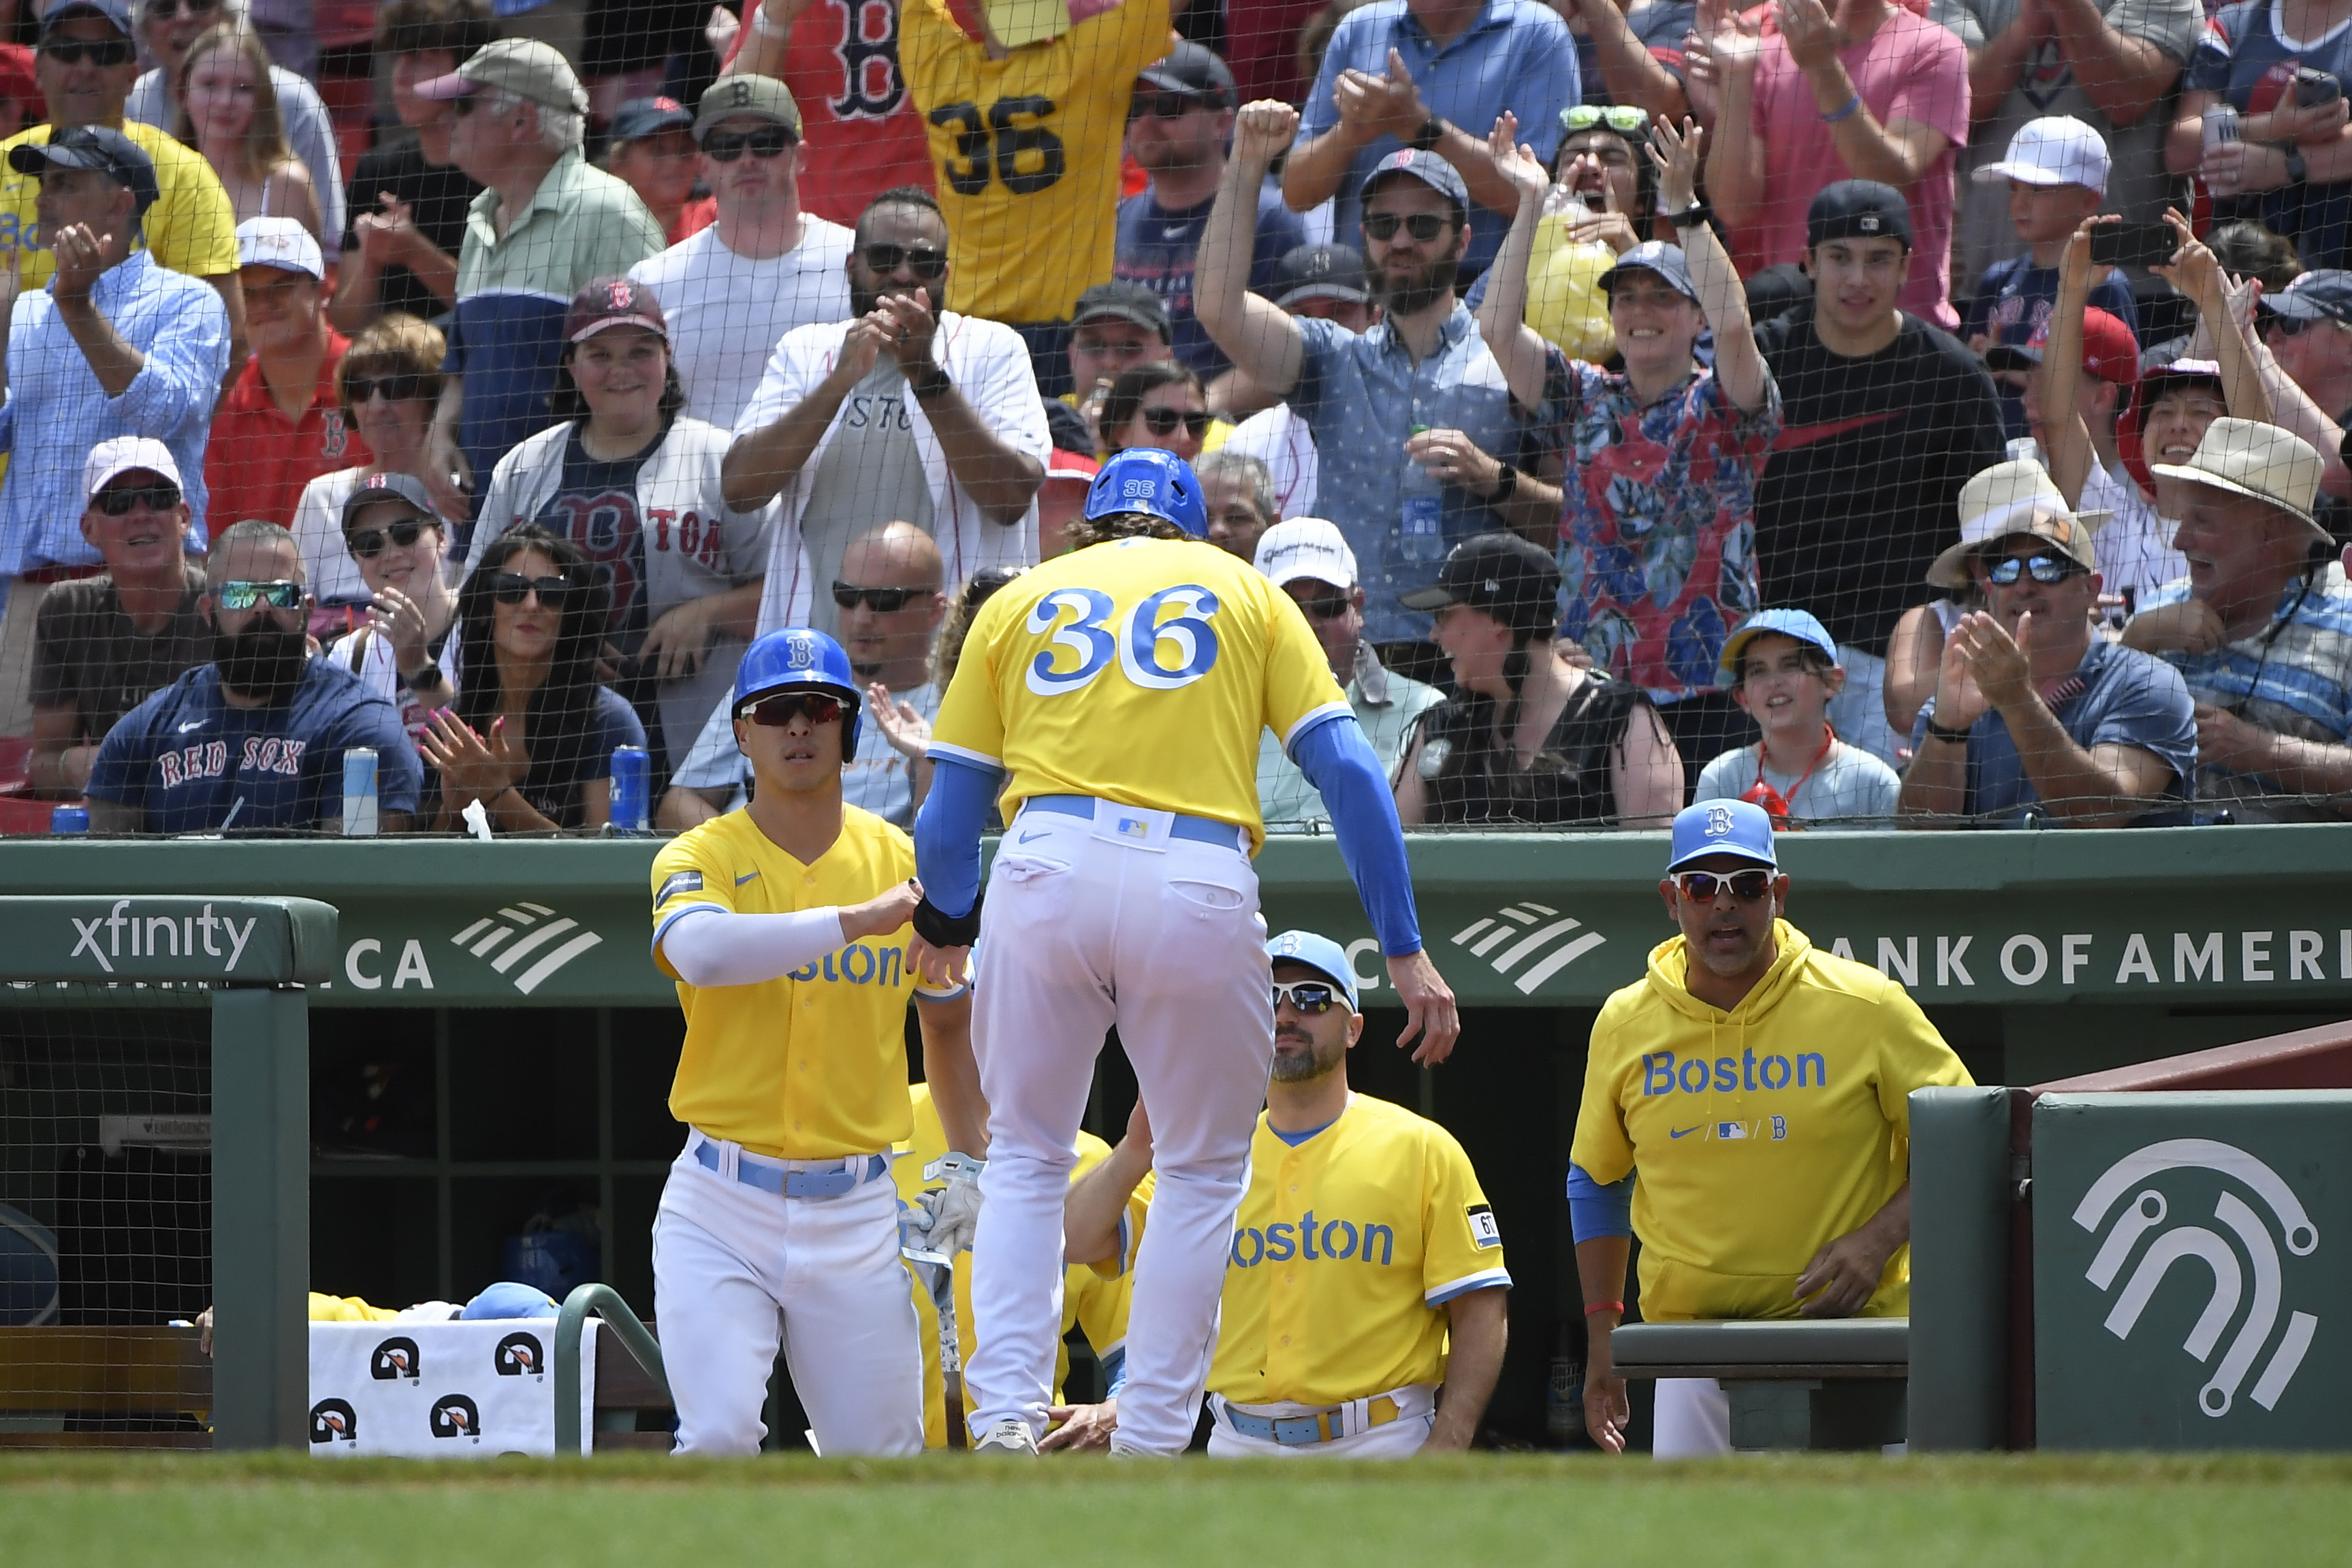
[724,185,1047,620]
[85,518,420,833]
[1901,494,2193,826]
[1571,797,1970,1458]
[627,75,853,434]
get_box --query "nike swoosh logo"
[1017,829,1049,843]
[1669,1125,1703,1140]
[735,871,760,885]
[177,720,205,733]
[1163,225,1189,240]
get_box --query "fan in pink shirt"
[1688,0,1970,327]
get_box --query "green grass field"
[7,1453,2351,1567]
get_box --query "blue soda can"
[341,746,380,837]
[611,745,650,831]
[50,805,89,833]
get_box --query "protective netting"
[0,0,2333,841]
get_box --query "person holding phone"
[466,277,774,788]
[2169,0,2352,270]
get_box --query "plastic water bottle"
[611,745,650,831]
[340,748,379,837]
[1399,423,1447,564]
[49,805,88,833]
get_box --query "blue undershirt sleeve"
[912,755,1004,919]
[1567,1163,1634,1243]
[1289,712,1423,957]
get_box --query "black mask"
[212,619,309,703]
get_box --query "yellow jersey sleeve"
[1419,1122,1510,1306]
[0,123,238,287]
[900,0,1172,322]
[1871,985,1974,1153]
[1254,571,1353,752]
[649,828,739,979]
[929,583,1015,771]
[1569,997,1640,1185]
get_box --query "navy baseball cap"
[7,126,158,217]
[1666,798,1779,873]
[1717,608,1839,677]
[1363,148,1469,220]
[2261,268,2352,327]
[1271,242,1369,308]
[1806,180,1912,252]
[1267,929,1359,1012]
[1137,41,1235,106]
[608,95,692,145]
[339,470,439,532]
[1601,240,1699,304]
[40,0,130,35]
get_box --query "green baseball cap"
[695,73,802,142]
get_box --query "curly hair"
[929,564,1028,688]
[1063,512,1192,550]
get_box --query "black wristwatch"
[1669,202,1715,229]
[908,362,953,401]
[1410,115,1446,154]
[1483,462,1519,505]
[1923,717,1972,745]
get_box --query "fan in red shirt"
[718,0,934,227]
[206,218,370,532]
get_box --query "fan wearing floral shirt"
[1474,109,1781,783]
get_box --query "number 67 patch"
[1465,1203,1502,1249]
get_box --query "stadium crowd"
[6,0,2351,834]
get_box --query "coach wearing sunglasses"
[1572,797,1971,1458]
[1899,497,2193,827]
[723,185,1048,628]
[86,518,421,833]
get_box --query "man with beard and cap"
[1199,103,1561,683]
[722,185,1049,623]
[84,519,420,832]
[1047,930,1510,1458]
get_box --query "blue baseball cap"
[733,626,863,753]
[1267,929,1359,1012]
[460,1281,560,1319]
[1601,240,1699,304]
[1717,608,1841,677]
[1666,798,1778,873]
[1363,148,1469,221]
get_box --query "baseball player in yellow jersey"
[1570,799,1971,1458]
[648,627,985,1458]
[1050,931,1510,1457]
[909,447,1458,1457]
[899,0,1170,332]
[893,1084,1137,1449]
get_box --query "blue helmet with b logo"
[732,627,863,755]
[1084,447,1207,538]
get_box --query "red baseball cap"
[1982,306,2140,387]
[564,276,668,345]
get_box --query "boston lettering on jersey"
[1642,1047,1828,1095]
[787,942,909,987]
[1230,1211,1397,1268]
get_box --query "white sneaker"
[972,1418,1038,1456]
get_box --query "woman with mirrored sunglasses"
[467,276,778,774]
[425,526,644,831]
[291,312,456,618]
[1096,360,1219,466]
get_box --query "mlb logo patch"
[1116,816,1149,839]
[1716,1121,1747,1140]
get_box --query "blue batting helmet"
[732,627,863,755]
[1083,447,1207,537]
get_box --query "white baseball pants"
[1204,1386,1437,1458]
[652,1134,925,1457]
[1651,1377,1732,1459]
[964,804,1273,1456]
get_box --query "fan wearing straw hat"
[2123,418,2352,821]
[1897,458,2195,827]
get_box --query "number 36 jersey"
[900,0,1171,323]
[929,535,1350,851]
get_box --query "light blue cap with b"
[1666,798,1778,873]
[1267,929,1360,1012]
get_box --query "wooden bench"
[0,1327,210,1449]
[1610,1319,1909,1451]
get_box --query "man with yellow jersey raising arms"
[648,626,983,1457]
[909,447,1458,1456]
[1052,929,1510,1456]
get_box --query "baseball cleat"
[972,1418,1038,1455]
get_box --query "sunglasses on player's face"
[1984,552,2084,586]
[345,516,434,559]
[1141,406,1211,440]
[487,571,577,606]
[738,690,844,728]
[1671,868,1775,903]
[832,581,932,612]
[215,579,302,611]
[93,481,180,515]
[1361,210,1450,244]
[1271,980,1343,1014]
[701,125,797,162]
[859,242,948,282]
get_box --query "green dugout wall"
[5,824,2351,1444]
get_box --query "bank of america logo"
[449,902,604,996]
[1450,903,1606,995]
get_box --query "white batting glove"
[910,1151,985,1258]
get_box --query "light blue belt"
[1216,1394,1402,1445]
[693,1139,888,1200]
[1023,795,1246,850]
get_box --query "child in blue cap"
[1694,609,1900,829]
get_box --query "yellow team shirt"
[927,534,1350,851]
[894,1084,1132,1448]
[1571,920,1974,1322]
[0,120,240,288]
[1187,1094,1508,1408]
[650,806,959,1159]
[900,0,1171,323]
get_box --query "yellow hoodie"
[1571,919,1971,1322]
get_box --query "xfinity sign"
[7,897,337,986]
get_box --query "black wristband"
[1410,115,1446,154]
[908,362,953,401]
[2285,147,2310,185]
[912,893,983,947]
[1482,462,1519,505]
[1668,202,1714,229]
[1923,718,1972,745]
[402,664,443,690]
